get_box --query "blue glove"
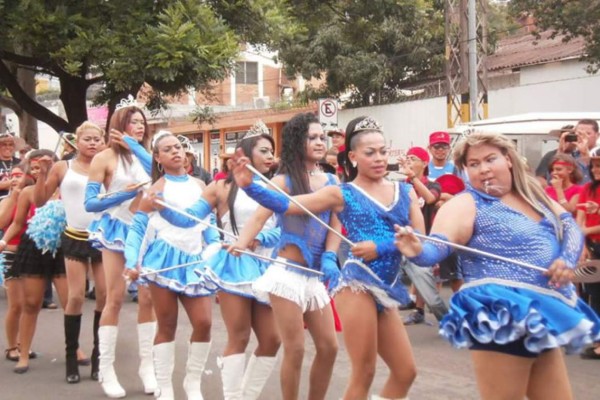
[320,251,341,287]
[124,211,149,270]
[255,227,281,248]
[123,136,152,176]
[84,181,137,213]
[159,197,212,228]
[243,182,289,214]
[375,239,400,257]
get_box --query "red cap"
[406,147,430,163]
[429,131,450,146]
[435,174,465,195]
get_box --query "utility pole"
[445,0,488,127]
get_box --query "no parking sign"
[318,98,339,132]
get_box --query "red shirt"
[578,183,600,242]
[544,184,582,203]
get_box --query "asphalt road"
[1,288,598,399]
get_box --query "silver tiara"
[243,120,270,140]
[354,117,383,133]
[151,130,172,149]
[115,94,138,111]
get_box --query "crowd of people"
[1,105,600,400]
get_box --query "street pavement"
[1,288,598,399]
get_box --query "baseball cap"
[429,131,450,146]
[406,147,430,163]
[435,174,465,195]
[327,129,345,137]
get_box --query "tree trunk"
[16,66,38,148]
[59,76,89,132]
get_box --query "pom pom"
[26,200,67,256]
[0,252,5,286]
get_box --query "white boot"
[98,326,126,398]
[183,341,211,400]
[220,353,246,400]
[137,322,158,394]
[153,342,175,400]
[241,354,278,400]
[371,395,409,400]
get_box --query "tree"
[0,0,296,136]
[275,0,446,107]
[510,0,600,72]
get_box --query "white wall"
[338,96,447,149]
[339,59,600,151]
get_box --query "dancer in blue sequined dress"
[231,116,425,400]
[396,132,600,400]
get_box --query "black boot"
[64,314,81,384]
[91,310,101,381]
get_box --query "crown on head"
[115,94,138,111]
[151,130,172,149]
[243,120,270,140]
[354,117,383,133]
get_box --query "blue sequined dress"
[203,180,279,301]
[333,181,412,308]
[88,156,150,251]
[124,174,217,297]
[414,187,600,354]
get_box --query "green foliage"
[0,0,296,131]
[510,0,600,72]
[276,0,446,107]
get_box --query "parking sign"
[319,98,339,132]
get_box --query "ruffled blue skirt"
[88,214,129,252]
[332,259,411,308]
[441,283,600,354]
[140,239,213,297]
[202,249,269,301]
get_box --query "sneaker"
[404,310,425,325]
[399,301,417,311]
[42,301,58,310]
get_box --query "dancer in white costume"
[124,132,220,400]
[84,103,156,398]
[116,121,281,400]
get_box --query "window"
[235,62,258,85]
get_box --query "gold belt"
[63,226,90,241]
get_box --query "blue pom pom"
[0,252,5,286]
[26,200,67,256]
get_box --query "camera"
[565,133,578,142]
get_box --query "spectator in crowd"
[544,154,583,214]
[536,120,599,185]
[176,135,212,185]
[0,133,21,198]
[427,131,455,181]
[327,129,345,151]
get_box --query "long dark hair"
[279,112,319,195]
[588,160,600,196]
[342,116,376,182]
[108,106,151,164]
[226,133,275,235]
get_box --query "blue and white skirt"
[88,214,129,252]
[202,249,269,301]
[440,282,600,355]
[139,239,214,297]
[332,259,411,309]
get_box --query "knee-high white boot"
[220,353,246,400]
[137,322,158,394]
[182,341,212,400]
[153,342,175,400]
[241,354,278,400]
[98,326,126,398]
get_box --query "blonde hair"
[75,121,105,141]
[453,132,562,235]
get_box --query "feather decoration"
[26,200,67,256]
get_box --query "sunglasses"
[431,143,449,150]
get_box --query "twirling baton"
[154,198,323,276]
[396,227,600,283]
[244,164,355,247]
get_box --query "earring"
[157,163,164,173]
[351,161,357,168]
